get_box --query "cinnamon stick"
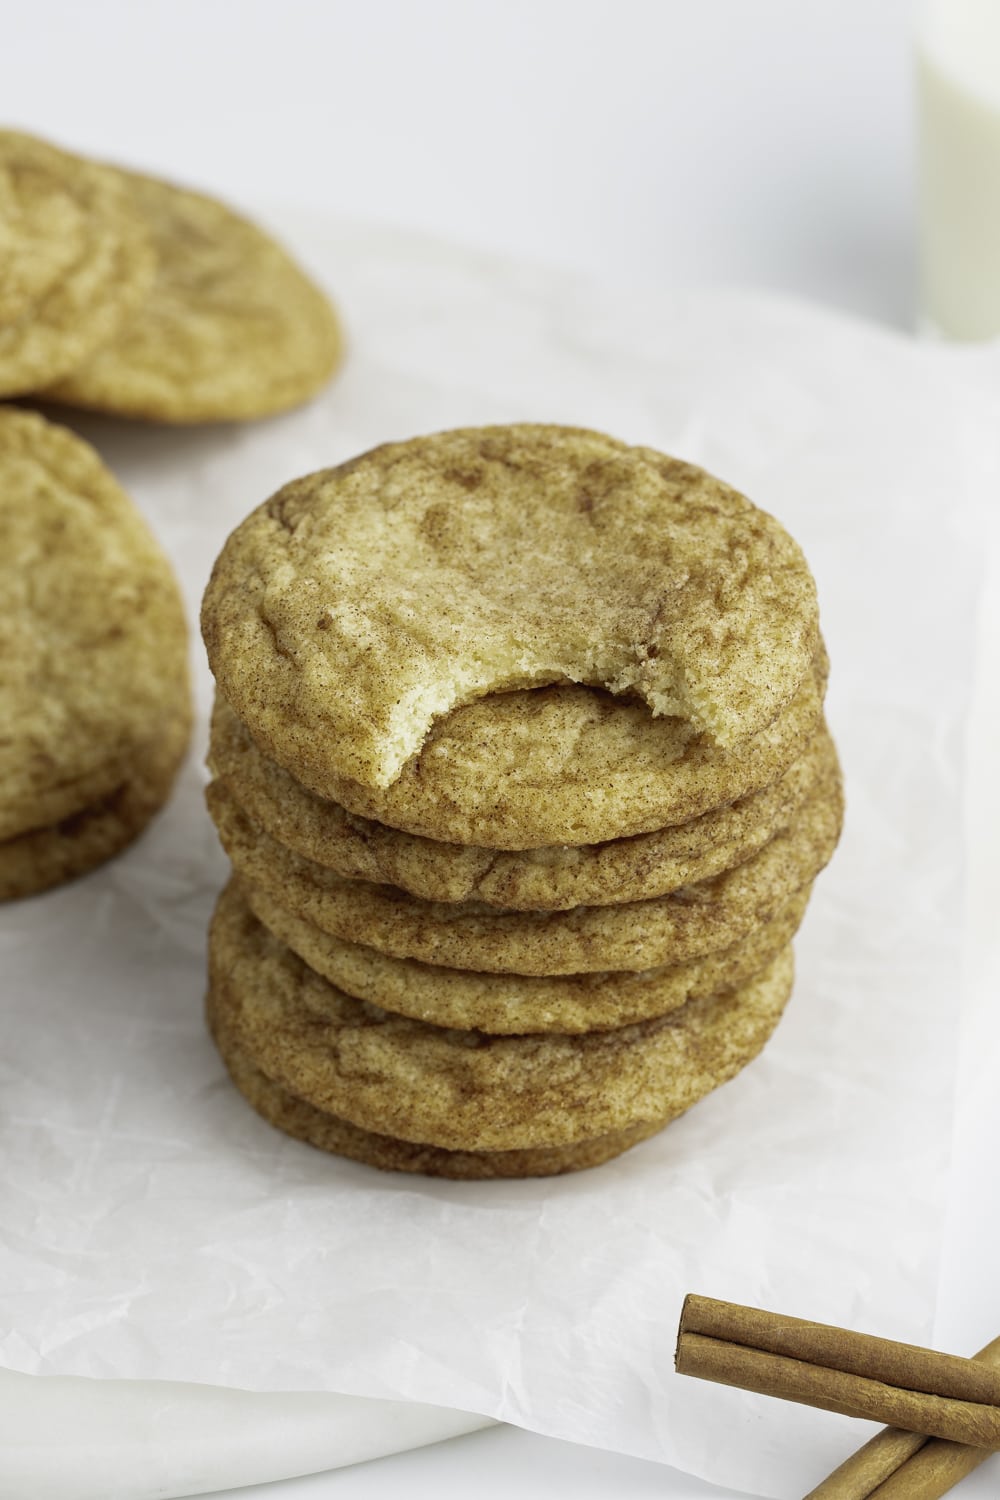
[803,1335,1000,1499]
[675,1295,1000,1449]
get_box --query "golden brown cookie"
[0,131,155,396]
[201,426,819,799]
[208,879,795,1153]
[210,701,835,908]
[0,701,190,901]
[209,998,670,1178]
[209,653,826,851]
[0,408,191,849]
[207,766,842,974]
[45,167,343,422]
[242,876,812,1033]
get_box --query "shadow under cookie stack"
[201,425,842,1179]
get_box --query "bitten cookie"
[203,662,827,853]
[202,426,819,810]
[209,701,837,909]
[200,423,841,1175]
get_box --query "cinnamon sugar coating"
[202,426,818,802]
[208,879,795,1155]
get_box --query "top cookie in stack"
[0,131,155,397]
[201,425,840,1178]
[203,425,819,810]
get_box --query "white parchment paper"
[0,222,991,1498]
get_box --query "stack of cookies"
[201,425,842,1179]
[0,129,342,422]
[0,408,191,900]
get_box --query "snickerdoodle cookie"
[208,663,826,851]
[209,879,795,1155]
[210,998,671,1180]
[201,425,838,1174]
[209,703,836,909]
[208,770,842,975]
[202,426,819,817]
[45,167,343,422]
[0,131,154,396]
[0,707,191,901]
[241,877,811,1033]
[0,408,190,894]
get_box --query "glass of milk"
[918,0,1000,339]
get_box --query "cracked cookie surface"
[202,426,819,799]
[241,876,811,1033]
[46,166,343,422]
[209,655,827,850]
[209,997,673,1179]
[208,879,795,1153]
[0,703,191,900]
[208,762,842,975]
[0,131,154,396]
[210,702,836,908]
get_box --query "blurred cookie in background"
[43,165,344,423]
[0,130,155,398]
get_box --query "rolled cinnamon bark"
[863,1437,991,1499]
[675,1296,1000,1450]
[803,1335,1000,1499]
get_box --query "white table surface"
[205,1424,750,1500]
[9,3,1000,1496]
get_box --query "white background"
[11,4,998,1499]
[10,0,916,328]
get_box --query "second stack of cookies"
[201,425,843,1178]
